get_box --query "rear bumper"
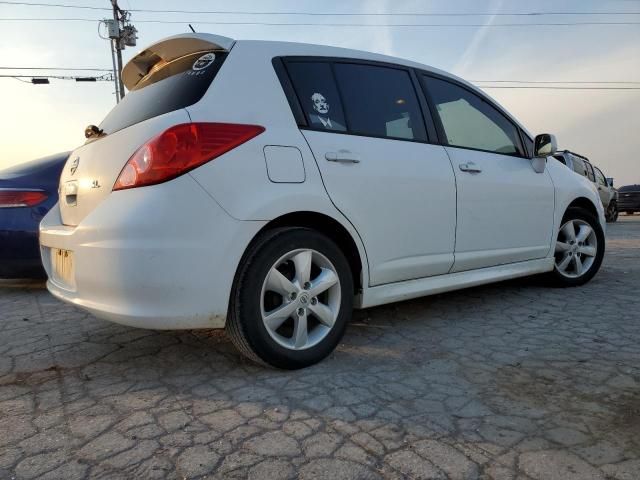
[39,175,265,330]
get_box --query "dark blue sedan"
[0,152,69,278]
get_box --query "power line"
[0,66,112,71]
[0,0,108,10]
[471,79,640,84]
[0,73,113,81]
[2,18,640,27]
[1,1,639,16]
[477,85,640,90]
[2,68,638,86]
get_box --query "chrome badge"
[70,157,80,175]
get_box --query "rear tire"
[226,228,353,369]
[548,207,605,287]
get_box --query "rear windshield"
[99,51,227,135]
[619,185,640,192]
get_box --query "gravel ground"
[1,216,639,479]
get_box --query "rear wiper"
[84,124,105,140]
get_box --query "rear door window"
[332,63,427,141]
[99,51,227,135]
[286,62,347,132]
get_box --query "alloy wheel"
[260,249,341,350]
[554,219,598,278]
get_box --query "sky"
[0,0,639,185]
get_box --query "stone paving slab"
[1,216,639,479]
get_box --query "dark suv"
[618,185,640,215]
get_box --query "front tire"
[605,201,618,223]
[227,228,353,369]
[548,207,605,287]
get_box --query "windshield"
[99,51,227,135]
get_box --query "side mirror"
[534,133,558,157]
[606,177,614,187]
[531,133,557,173]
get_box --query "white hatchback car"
[40,33,605,368]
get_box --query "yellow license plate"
[51,248,75,288]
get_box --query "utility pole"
[101,1,137,103]
[111,0,125,101]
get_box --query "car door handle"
[459,162,482,174]
[325,151,361,164]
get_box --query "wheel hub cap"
[260,248,341,351]
[554,219,597,279]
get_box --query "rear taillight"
[0,190,48,208]
[113,122,265,191]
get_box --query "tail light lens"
[113,122,265,191]
[0,190,48,208]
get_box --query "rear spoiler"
[122,33,235,91]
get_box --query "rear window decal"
[192,53,216,71]
[310,92,344,130]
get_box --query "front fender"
[546,159,606,248]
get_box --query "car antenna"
[188,24,196,33]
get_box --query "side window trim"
[419,71,527,158]
[272,57,307,127]
[275,55,439,145]
[408,68,438,142]
[329,62,351,132]
[417,72,448,146]
[521,132,534,158]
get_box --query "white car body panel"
[58,109,191,227]
[301,131,456,285]
[361,258,554,308]
[446,146,555,272]
[41,174,265,329]
[39,34,605,330]
[544,158,606,252]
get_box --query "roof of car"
[123,33,533,139]
[237,39,535,135]
[556,150,590,162]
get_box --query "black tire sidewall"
[606,202,618,223]
[552,207,605,287]
[233,228,353,369]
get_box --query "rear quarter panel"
[186,41,371,285]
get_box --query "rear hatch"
[58,33,234,226]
